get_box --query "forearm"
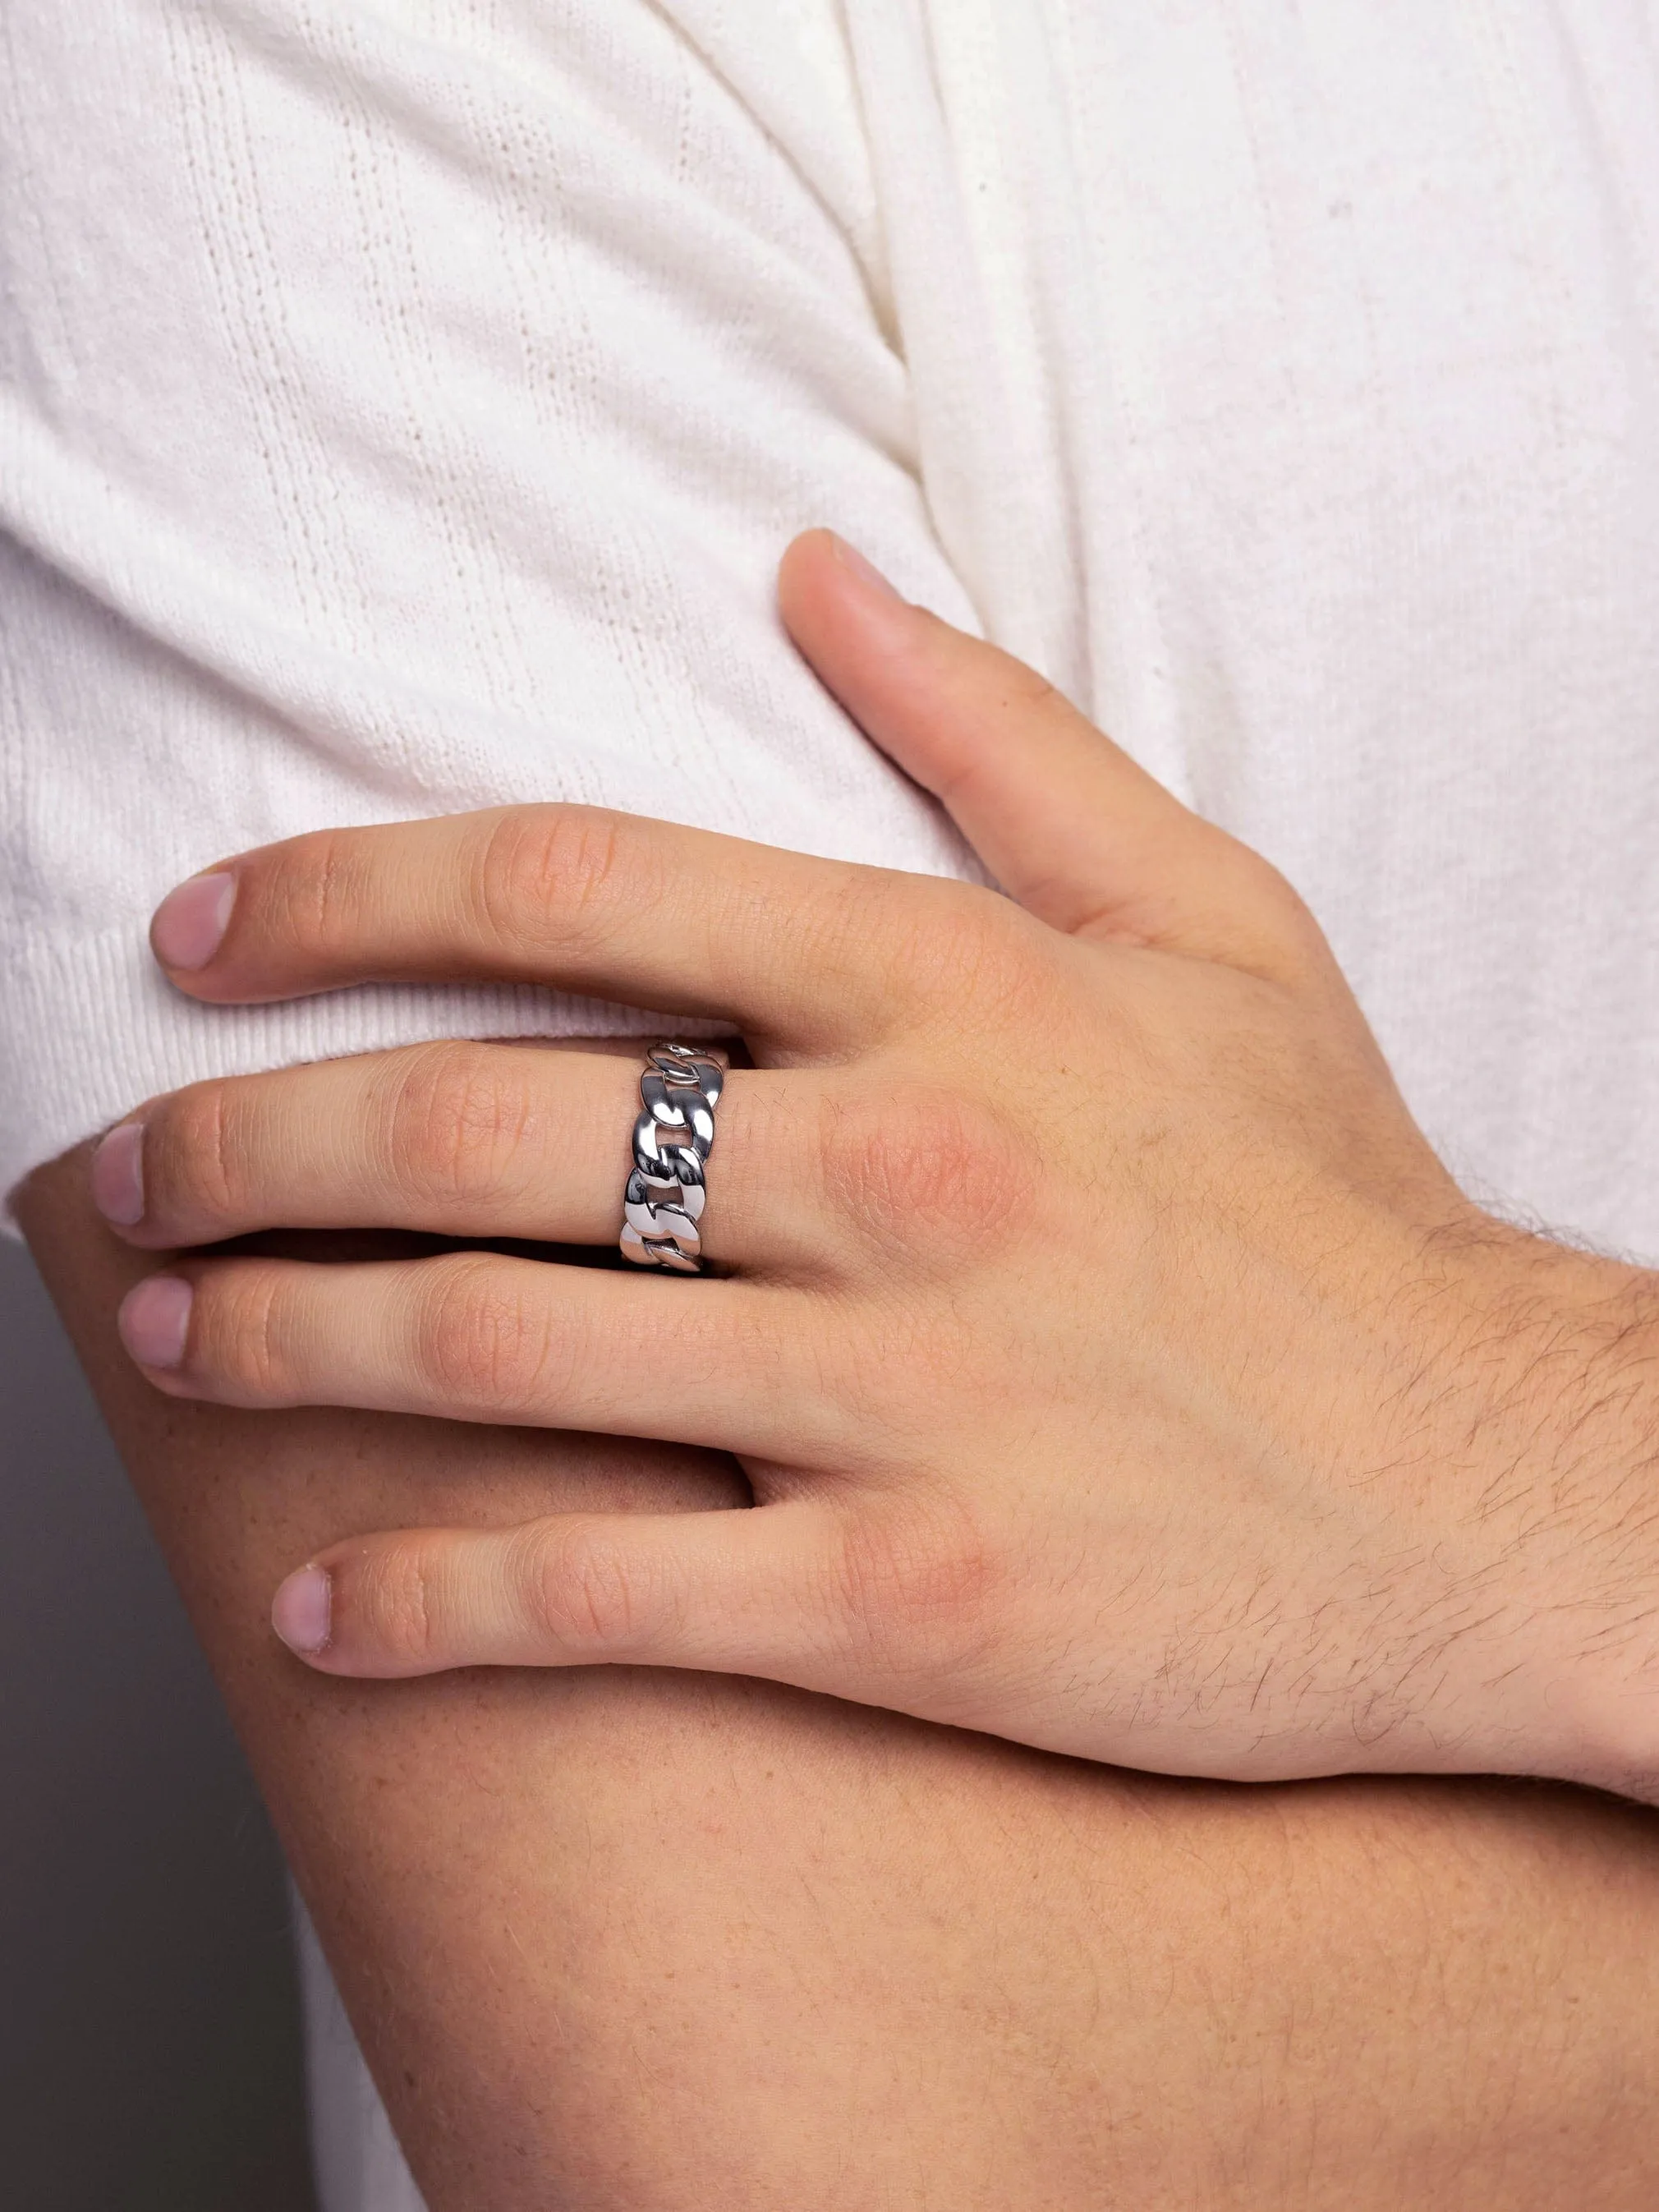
[21,1143,762,2205]
[23,1142,1659,2208]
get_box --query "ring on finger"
[619,1042,724,1274]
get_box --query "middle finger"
[115,1248,845,1462]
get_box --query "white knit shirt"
[7,5,1659,2205]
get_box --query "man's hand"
[92,529,1659,1795]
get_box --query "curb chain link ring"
[618,1042,724,1274]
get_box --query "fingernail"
[272,1566,333,1656]
[91,1121,146,1227]
[151,871,236,971]
[830,535,904,603]
[117,1275,193,1369]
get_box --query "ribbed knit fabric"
[7,6,1659,2205]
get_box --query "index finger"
[149,804,950,1050]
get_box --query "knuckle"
[521,1519,660,1657]
[815,1078,1038,1263]
[349,1538,441,1668]
[158,1080,246,1221]
[475,806,641,952]
[378,1045,531,1204]
[200,1265,291,1398]
[415,1258,558,1411]
[266,827,368,961]
[826,1502,1005,1681]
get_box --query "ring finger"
[94,1042,831,1276]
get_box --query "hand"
[97,531,1659,1791]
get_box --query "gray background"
[1,1238,316,2210]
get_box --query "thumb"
[270,1501,843,1684]
[778,530,1320,982]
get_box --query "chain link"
[618,1042,724,1273]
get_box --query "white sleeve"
[0,0,980,1220]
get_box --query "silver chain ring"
[618,1042,724,1274]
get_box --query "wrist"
[1445,1224,1659,1798]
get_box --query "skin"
[20,1147,1659,2208]
[93,531,1659,1797]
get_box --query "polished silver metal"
[619,1042,724,1274]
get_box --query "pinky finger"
[271,1501,839,1681]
